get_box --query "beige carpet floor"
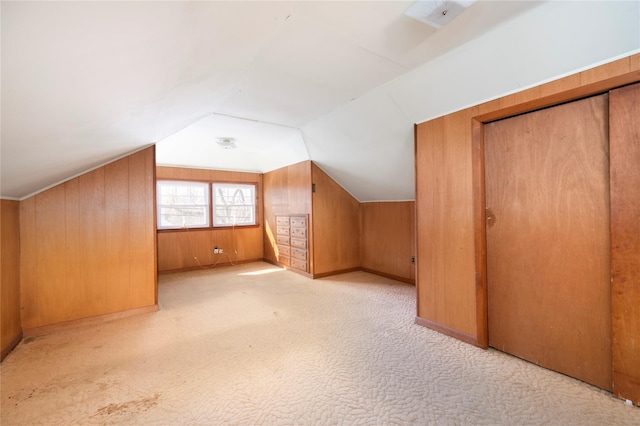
[1,261,638,425]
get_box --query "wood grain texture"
[475,58,640,125]
[1,331,22,362]
[414,316,478,347]
[63,179,82,320]
[415,108,478,337]
[499,86,541,110]
[156,166,208,181]
[415,122,438,321]
[1,199,22,356]
[476,99,501,117]
[130,148,157,307]
[157,226,263,272]
[22,305,158,338]
[273,215,309,273]
[539,73,582,98]
[609,83,640,404]
[157,166,262,184]
[311,163,360,275]
[581,57,630,86]
[19,147,157,329]
[485,95,612,391]
[105,158,130,313]
[631,53,640,72]
[156,166,264,273]
[36,184,67,324]
[416,54,640,358]
[263,161,312,266]
[360,202,415,283]
[18,197,36,327]
[78,167,107,318]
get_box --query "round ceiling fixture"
[216,138,237,150]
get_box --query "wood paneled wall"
[360,202,415,284]
[262,161,312,266]
[415,54,640,400]
[415,108,479,340]
[156,166,264,272]
[20,147,157,330]
[1,200,22,359]
[263,161,414,280]
[311,163,360,276]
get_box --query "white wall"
[303,0,640,201]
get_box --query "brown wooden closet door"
[610,83,640,402]
[485,94,612,390]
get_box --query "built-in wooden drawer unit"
[277,245,290,257]
[276,226,290,236]
[276,235,290,246]
[290,257,307,272]
[290,227,306,239]
[290,216,306,228]
[275,214,309,274]
[276,216,290,226]
[291,247,307,261]
[290,237,306,249]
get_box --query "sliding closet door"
[484,94,612,390]
[610,83,640,402]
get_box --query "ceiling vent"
[404,0,476,29]
[216,138,237,150]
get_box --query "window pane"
[212,183,256,227]
[157,181,209,229]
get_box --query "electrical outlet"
[411,256,415,264]
[214,247,219,254]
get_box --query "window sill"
[157,224,261,233]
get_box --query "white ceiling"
[2,1,639,201]
[156,114,308,173]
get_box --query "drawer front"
[277,244,290,257]
[290,237,306,249]
[291,227,306,239]
[290,257,307,272]
[291,247,307,261]
[276,226,290,236]
[280,255,290,267]
[290,216,307,228]
[276,235,290,245]
[276,216,290,226]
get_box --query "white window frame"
[212,183,257,227]
[157,180,210,230]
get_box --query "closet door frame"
[471,73,640,402]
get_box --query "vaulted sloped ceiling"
[2,1,639,201]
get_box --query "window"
[212,183,256,227]
[156,180,258,230]
[157,181,209,229]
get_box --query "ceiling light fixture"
[216,138,237,150]
[404,0,476,29]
